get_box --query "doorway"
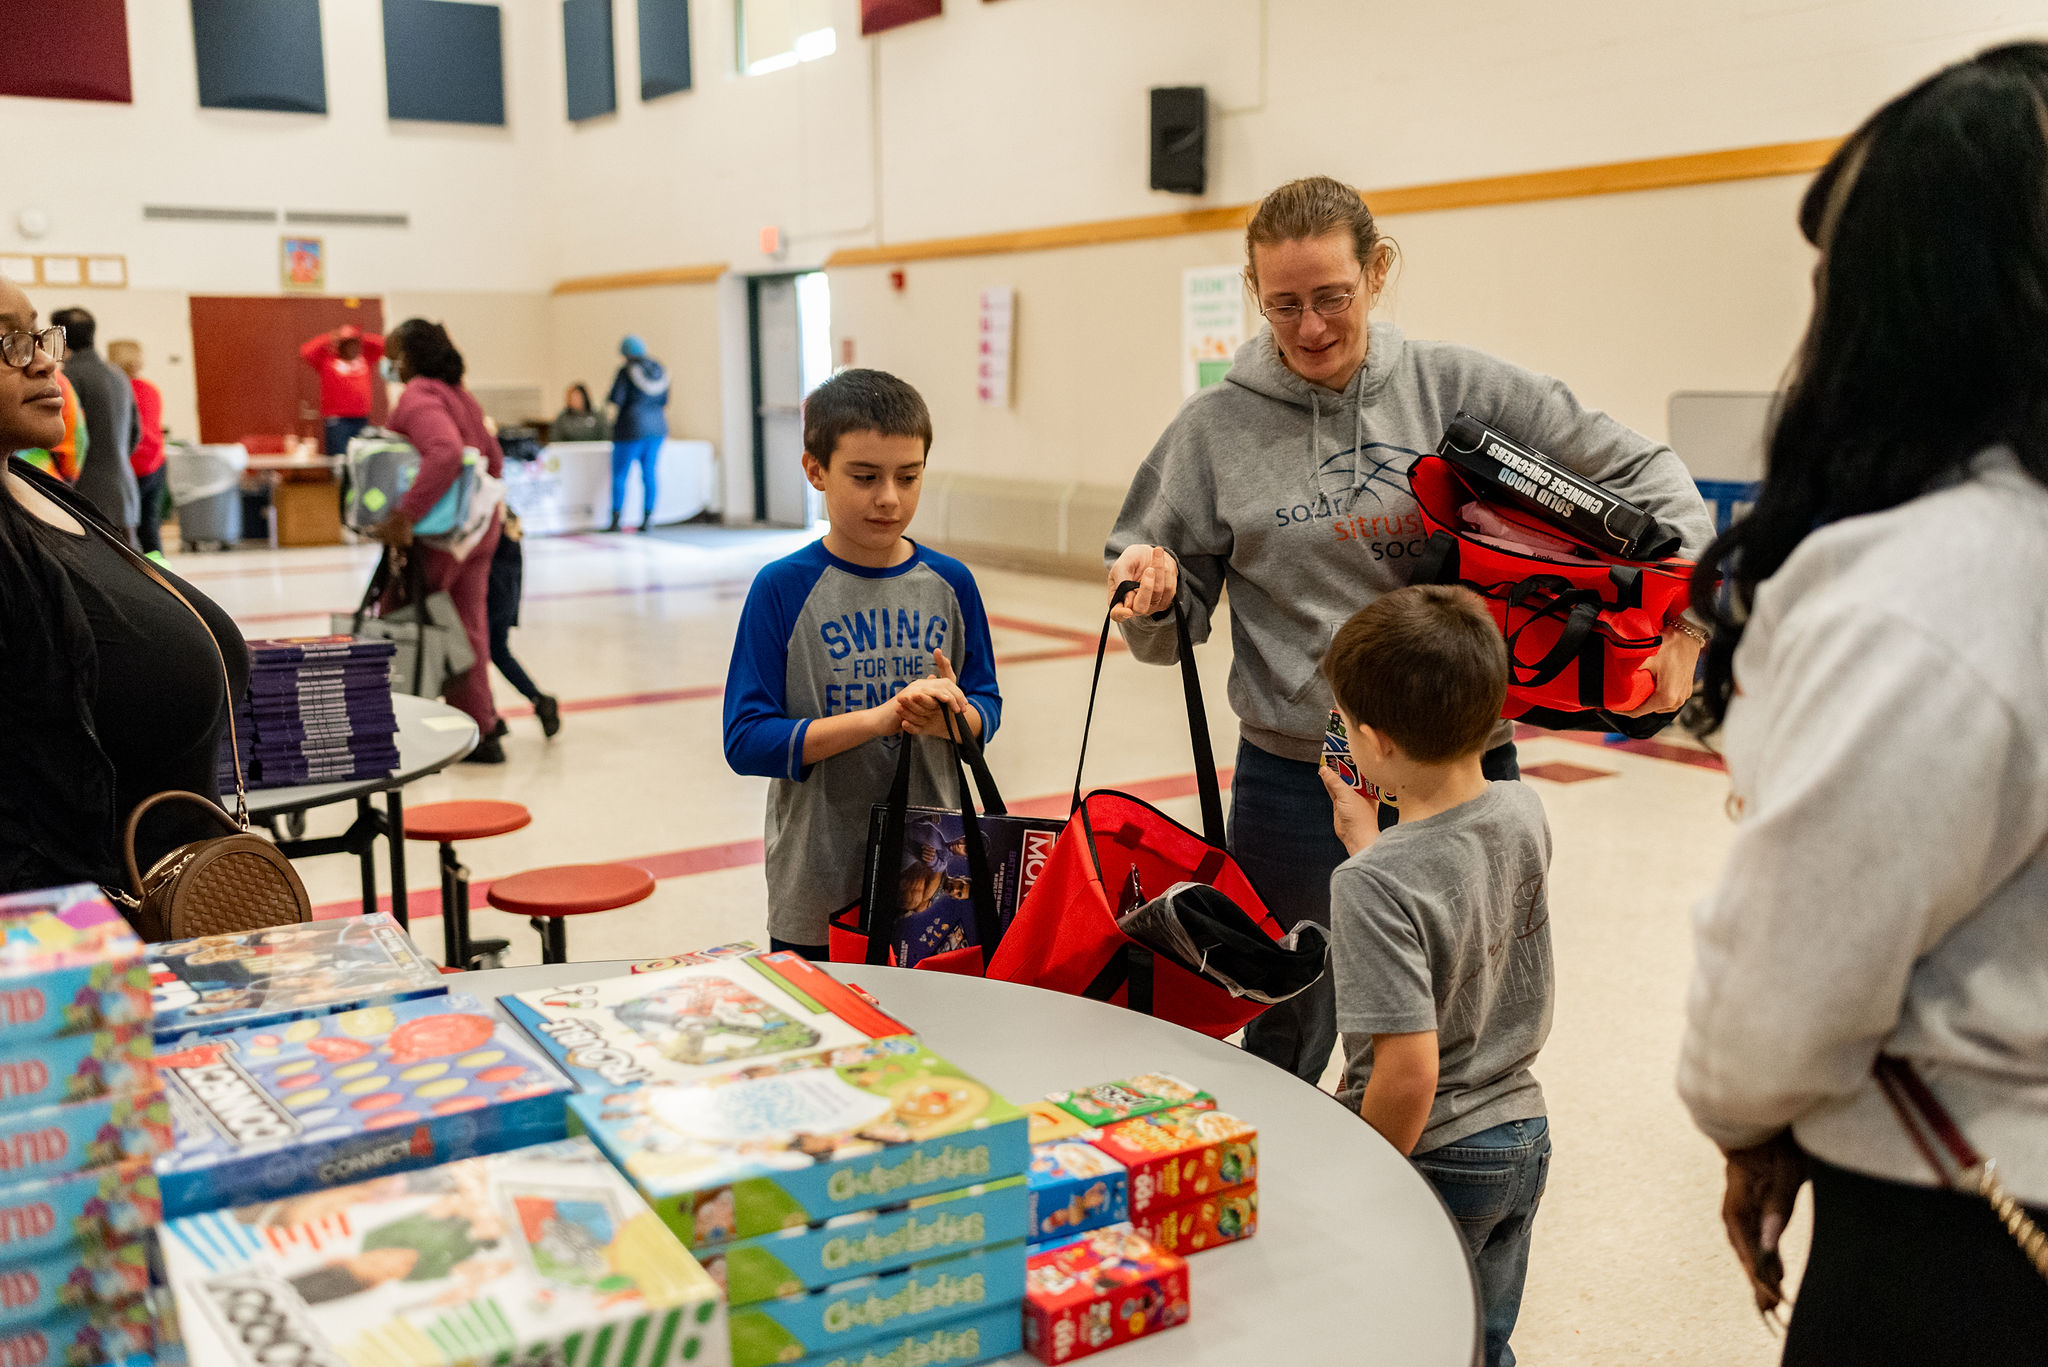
[748,271,832,526]
[188,295,386,444]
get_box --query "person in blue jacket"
[606,334,671,533]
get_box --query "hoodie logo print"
[1278,443,1427,524]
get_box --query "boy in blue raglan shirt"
[723,370,1001,958]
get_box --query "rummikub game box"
[148,913,445,1043]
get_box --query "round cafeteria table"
[463,960,1482,1367]
[233,693,479,924]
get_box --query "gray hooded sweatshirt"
[1109,322,1716,761]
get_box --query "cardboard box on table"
[1020,1102,1090,1147]
[0,1160,162,1266]
[1026,1140,1127,1246]
[0,887,151,1047]
[0,1295,159,1367]
[152,993,571,1218]
[1131,1180,1258,1255]
[727,1239,1025,1367]
[162,1137,729,1367]
[1091,1105,1257,1220]
[778,1303,1023,1367]
[0,1088,170,1187]
[0,1025,154,1112]
[1044,1076,1212,1129]
[0,1231,154,1328]
[1023,1223,1189,1365]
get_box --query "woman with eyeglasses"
[0,274,250,903]
[1107,176,1716,1087]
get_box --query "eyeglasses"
[1257,275,1365,326]
[0,327,66,369]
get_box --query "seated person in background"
[1319,585,1552,1367]
[722,369,1001,959]
[550,382,609,442]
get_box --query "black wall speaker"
[1150,86,1208,195]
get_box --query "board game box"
[0,1297,158,1367]
[1023,1224,1189,1365]
[0,1232,155,1328]
[0,1088,171,1187]
[162,1138,730,1367]
[0,885,151,1047]
[1091,1106,1257,1218]
[1131,1180,1258,1255]
[1021,1102,1090,1147]
[859,806,1064,967]
[0,1160,162,1264]
[148,913,445,1044]
[1045,1076,1212,1129]
[786,1303,1023,1367]
[153,993,572,1218]
[569,1037,1030,1252]
[504,952,912,1093]
[0,1025,154,1110]
[1027,1141,1127,1246]
[1322,708,1391,803]
[704,1177,1028,1306]
[729,1239,1025,1367]
[630,942,761,974]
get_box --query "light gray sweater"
[1678,450,2048,1205]
[1108,323,1715,760]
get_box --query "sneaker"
[463,732,507,765]
[535,694,562,739]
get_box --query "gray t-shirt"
[1333,780,1553,1153]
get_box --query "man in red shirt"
[108,339,166,556]
[299,325,385,454]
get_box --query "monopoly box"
[162,1138,729,1367]
[1092,1105,1257,1219]
[703,1177,1028,1307]
[1027,1140,1127,1246]
[1023,1224,1189,1365]
[505,953,912,1093]
[784,1303,1022,1367]
[1130,1181,1258,1255]
[0,1025,154,1110]
[569,1037,1030,1252]
[0,1161,162,1264]
[0,885,151,1047]
[1045,1076,1212,1129]
[858,805,1064,968]
[0,1232,155,1328]
[0,1088,170,1187]
[0,1298,158,1367]
[148,913,444,1043]
[728,1240,1026,1367]
[153,993,572,1218]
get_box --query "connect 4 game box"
[0,885,151,1046]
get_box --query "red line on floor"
[175,557,378,582]
[501,684,726,718]
[986,614,1102,646]
[1517,724,1728,772]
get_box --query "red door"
[188,296,387,445]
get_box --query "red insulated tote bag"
[983,584,1295,1039]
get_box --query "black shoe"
[463,732,507,764]
[639,520,654,535]
[604,516,621,533]
[535,695,562,739]
[489,718,509,740]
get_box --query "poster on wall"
[977,286,1015,408]
[860,0,941,35]
[1182,265,1246,396]
[281,236,324,292]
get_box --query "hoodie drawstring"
[1308,389,1322,509]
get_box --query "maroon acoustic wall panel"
[0,0,133,104]
[860,0,941,36]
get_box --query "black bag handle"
[353,548,432,695]
[1072,580,1226,847]
[862,710,1003,969]
[1081,941,1157,1016]
[1502,577,1606,688]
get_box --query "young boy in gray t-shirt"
[1316,585,1554,1367]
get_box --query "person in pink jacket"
[369,319,505,762]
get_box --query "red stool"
[403,800,531,970]
[486,863,656,965]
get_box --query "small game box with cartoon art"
[1091,1105,1257,1219]
[161,1137,730,1367]
[147,913,445,1045]
[1027,1140,1126,1246]
[1131,1180,1258,1255]
[860,806,1064,968]
[1022,1223,1189,1365]
[703,1177,1028,1308]
[504,953,911,1093]
[1322,708,1394,804]
[629,942,762,974]
[0,1088,169,1188]
[569,1037,1030,1254]
[0,1296,160,1367]
[0,1024,154,1113]
[0,1160,162,1264]
[0,885,152,1048]
[785,1303,1023,1367]
[0,1231,155,1329]
[727,1238,1026,1367]
[1044,1076,1212,1129]
[152,993,571,1219]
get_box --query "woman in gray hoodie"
[1109,176,1715,1082]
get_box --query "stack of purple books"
[219,636,400,791]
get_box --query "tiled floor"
[173,526,1804,1367]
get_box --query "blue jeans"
[610,436,663,525]
[1414,1117,1550,1367]
[1234,738,1520,1082]
[324,415,368,455]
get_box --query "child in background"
[1318,585,1554,1367]
[485,509,562,741]
[722,369,1002,958]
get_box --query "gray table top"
[462,959,1480,1367]
[236,692,478,817]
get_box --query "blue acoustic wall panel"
[638,0,692,101]
[192,0,327,114]
[382,0,505,126]
[563,0,616,121]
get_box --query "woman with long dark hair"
[1678,44,2048,1361]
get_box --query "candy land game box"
[0,1024,154,1111]
[148,913,445,1044]
[0,1086,170,1188]
[153,993,571,1218]
[1092,1105,1257,1219]
[1023,1223,1189,1365]
[569,1037,1029,1252]
[0,885,151,1046]
[0,1231,155,1328]
[0,1160,162,1264]
[162,1138,729,1367]
[0,1297,158,1367]
[504,953,911,1093]
[859,807,1064,968]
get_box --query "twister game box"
[727,1239,1025,1367]
[0,1088,171,1187]
[0,885,151,1047]
[153,993,571,1218]
[569,1038,1029,1252]
[1023,1224,1189,1364]
[504,953,911,1093]
[162,1138,729,1367]
[859,808,1063,968]
[148,913,444,1044]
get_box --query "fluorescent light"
[746,51,800,75]
[794,27,836,61]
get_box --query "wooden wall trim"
[824,136,1843,268]
[551,262,727,295]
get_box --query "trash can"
[165,441,248,551]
